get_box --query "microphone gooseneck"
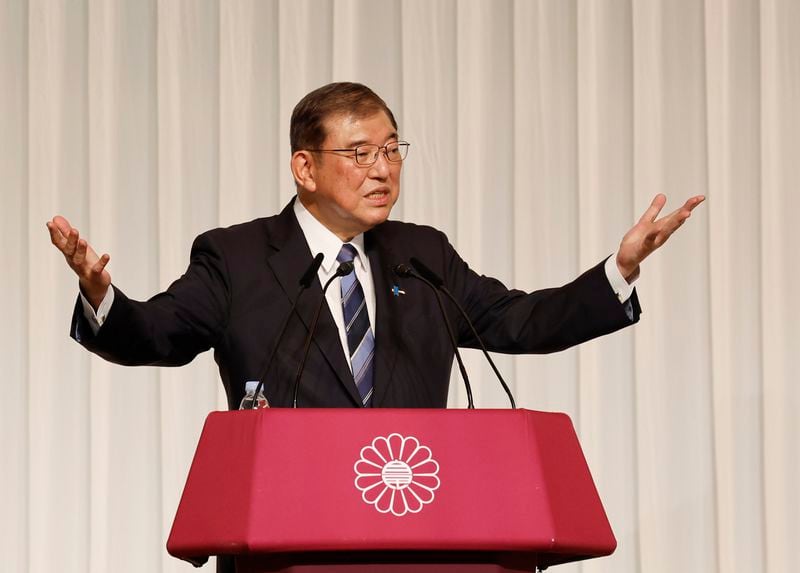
[250,253,324,408]
[409,257,516,409]
[292,261,355,408]
[392,264,475,409]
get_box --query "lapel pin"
[391,285,406,297]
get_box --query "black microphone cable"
[248,253,324,408]
[292,260,355,408]
[410,257,516,409]
[392,263,475,409]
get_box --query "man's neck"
[296,192,358,242]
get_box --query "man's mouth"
[365,189,390,203]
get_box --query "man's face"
[303,111,402,241]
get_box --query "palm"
[616,194,705,280]
[47,215,111,307]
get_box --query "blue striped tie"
[337,244,374,407]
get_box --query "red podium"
[167,409,615,572]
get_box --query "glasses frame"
[307,141,410,167]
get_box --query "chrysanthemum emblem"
[353,433,441,517]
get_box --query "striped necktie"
[337,244,375,407]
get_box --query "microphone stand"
[250,253,324,407]
[393,264,475,409]
[409,257,516,409]
[292,261,354,408]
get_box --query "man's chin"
[369,204,394,226]
[347,212,388,236]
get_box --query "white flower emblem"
[353,433,441,517]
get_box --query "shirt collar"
[293,198,367,274]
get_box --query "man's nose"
[368,150,391,178]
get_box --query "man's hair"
[290,82,398,153]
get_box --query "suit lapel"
[366,229,404,407]
[265,202,362,407]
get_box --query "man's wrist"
[615,254,640,284]
[79,285,114,334]
[606,254,636,303]
[79,281,109,312]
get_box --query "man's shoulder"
[194,203,296,251]
[367,220,458,270]
[201,216,272,238]
[373,218,449,243]
[191,218,270,252]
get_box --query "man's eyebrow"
[344,132,399,148]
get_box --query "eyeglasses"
[308,141,410,166]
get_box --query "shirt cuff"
[79,286,114,335]
[604,253,635,303]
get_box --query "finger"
[52,215,74,237]
[660,195,704,227]
[654,213,687,242]
[638,193,667,224]
[664,216,687,238]
[92,253,110,275]
[682,195,705,213]
[46,221,68,249]
[64,228,80,257]
[74,238,88,266]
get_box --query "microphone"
[292,260,355,407]
[392,264,475,409]
[248,253,324,408]
[409,257,516,409]
[299,253,324,288]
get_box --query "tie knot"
[337,243,358,264]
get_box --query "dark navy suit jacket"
[72,200,640,410]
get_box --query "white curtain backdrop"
[1,1,798,572]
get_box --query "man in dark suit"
[47,82,704,410]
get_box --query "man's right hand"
[46,215,111,311]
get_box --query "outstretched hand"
[46,215,111,310]
[616,194,705,282]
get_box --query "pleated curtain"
[1,1,797,572]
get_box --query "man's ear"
[291,150,317,192]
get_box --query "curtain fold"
[1,1,796,571]
[1,3,29,573]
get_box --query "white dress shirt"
[293,199,377,373]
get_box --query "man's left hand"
[616,194,706,282]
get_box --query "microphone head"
[336,261,355,277]
[392,263,414,278]
[299,253,325,288]
[409,257,444,287]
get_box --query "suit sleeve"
[70,230,231,367]
[436,232,641,354]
